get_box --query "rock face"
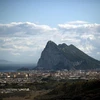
[36,41,100,70]
[37,41,72,70]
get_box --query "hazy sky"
[0,0,100,63]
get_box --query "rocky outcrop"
[36,41,100,70]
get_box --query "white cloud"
[67,20,89,24]
[0,22,57,37]
[97,52,100,55]
[81,34,95,40]
[11,52,20,56]
[0,21,100,63]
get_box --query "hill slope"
[34,80,100,100]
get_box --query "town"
[0,69,100,84]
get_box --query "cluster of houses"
[0,69,100,84]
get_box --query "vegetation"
[0,79,100,100]
[34,80,100,100]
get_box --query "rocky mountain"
[36,41,100,70]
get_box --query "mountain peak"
[47,40,56,45]
[46,40,57,49]
[69,44,76,48]
[47,40,55,44]
[58,43,68,48]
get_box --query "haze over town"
[0,0,100,63]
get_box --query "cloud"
[67,20,89,24]
[0,21,100,63]
[0,22,57,37]
[11,52,20,56]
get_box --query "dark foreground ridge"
[34,80,100,100]
[35,40,100,70]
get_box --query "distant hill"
[35,41,100,70]
[0,59,10,63]
[17,67,30,71]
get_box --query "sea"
[0,63,35,72]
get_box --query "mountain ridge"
[36,41,100,70]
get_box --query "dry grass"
[3,97,30,100]
[2,90,49,100]
[30,90,50,100]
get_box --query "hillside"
[34,80,100,100]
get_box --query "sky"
[0,0,100,63]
